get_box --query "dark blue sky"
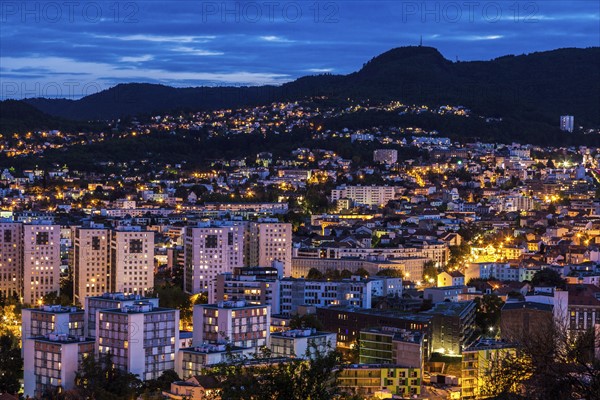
[1,0,598,99]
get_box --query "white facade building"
[183,222,245,293]
[193,301,270,350]
[330,185,402,207]
[97,301,179,381]
[73,227,110,303]
[23,223,61,305]
[109,228,155,296]
[23,334,95,398]
[270,329,337,359]
[0,222,23,299]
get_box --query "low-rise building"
[163,376,221,400]
[359,327,423,368]
[462,339,518,400]
[423,286,469,303]
[437,271,465,287]
[316,306,432,357]
[176,344,251,379]
[425,301,477,355]
[338,364,422,397]
[270,329,336,359]
[500,301,554,341]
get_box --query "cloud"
[260,36,295,43]
[171,47,224,56]
[1,56,291,89]
[306,68,333,73]
[94,34,216,43]
[468,35,504,41]
[120,55,154,63]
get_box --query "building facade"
[338,364,422,397]
[245,220,292,276]
[0,222,23,299]
[270,329,337,359]
[192,301,270,349]
[23,223,61,305]
[73,227,110,303]
[97,302,179,381]
[84,292,159,338]
[23,334,95,398]
[109,228,155,296]
[183,222,244,293]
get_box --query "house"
[187,191,198,204]
[437,271,465,287]
[163,376,221,400]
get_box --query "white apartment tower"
[193,301,270,350]
[373,149,398,165]
[0,222,23,299]
[183,222,244,293]
[246,220,292,276]
[110,228,155,296]
[560,115,574,132]
[97,302,179,381]
[23,223,61,305]
[73,227,110,303]
[23,334,95,398]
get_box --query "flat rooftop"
[202,301,267,310]
[26,305,83,314]
[271,329,334,339]
[464,338,516,352]
[425,301,475,317]
[318,305,432,323]
[31,334,95,345]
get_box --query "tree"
[531,269,566,289]
[41,290,72,306]
[376,268,403,278]
[340,269,353,279]
[422,260,438,281]
[481,320,600,400]
[355,268,370,278]
[141,369,180,398]
[211,345,342,400]
[306,268,324,280]
[75,352,142,400]
[473,294,505,334]
[289,314,325,331]
[0,333,22,394]
[150,284,197,328]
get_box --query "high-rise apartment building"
[560,115,574,132]
[84,292,159,338]
[109,228,155,296]
[73,227,110,303]
[22,305,85,341]
[0,221,23,299]
[97,301,179,381]
[373,149,398,165]
[183,222,244,293]
[246,220,292,276]
[23,334,95,398]
[23,223,61,305]
[193,301,270,350]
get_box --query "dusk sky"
[1,0,598,99]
